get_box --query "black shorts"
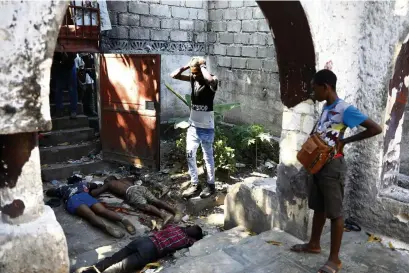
[308,157,347,219]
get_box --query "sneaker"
[70,112,77,119]
[200,183,216,199]
[182,183,201,199]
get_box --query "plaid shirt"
[149,225,195,256]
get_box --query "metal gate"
[100,54,160,170]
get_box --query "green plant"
[165,82,239,172]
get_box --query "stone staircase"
[40,91,111,181]
[161,226,409,273]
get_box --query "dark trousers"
[95,237,158,273]
[54,65,78,112]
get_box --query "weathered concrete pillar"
[276,100,315,240]
[0,1,69,272]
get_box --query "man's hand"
[335,139,345,155]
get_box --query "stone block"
[210,21,226,32]
[302,115,315,134]
[188,8,198,19]
[230,0,244,8]
[130,28,150,39]
[243,0,258,6]
[282,111,302,130]
[195,32,207,43]
[150,4,171,17]
[209,9,223,21]
[214,0,229,8]
[252,7,265,19]
[224,9,237,20]
[241,46,257,57]
[232,57,247,68]
[249,33,268,45]
[108,26,128,39]
[186,192,226,214]
[218,56,232,67]
[151,30,170,40]
[107,1,127,12]
[194,20,206,31]
[247,59,263,70]
[161,18,179,29]
[185,0,203,8]
[171,6,190,18]
[208,32,217,43]
[263,59,278,72]
[234,33,250,44]
[180,20,194,30]
[242,20,258,32]
[227,21,241,32]
[224,177,279,233]
[219,33,234,44]
[128,2,150,15]
[118,13,140,26]
[258,19,270,32]
[214,44,227,55]
[140,15,160,28]
[197,9,208,20]
[237,7,253,20]
[227,46,241,56]
[170,30,188,41]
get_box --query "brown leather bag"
[297,133,335,174]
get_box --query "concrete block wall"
[207,0,282,135]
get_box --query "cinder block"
[195,32,207,43]
[150,4,171,17]
[214,44,227,55]
[108,12,118,25]
[263,60,278,72]
[237,7,253,20]
[219,33,234,44]
[210,21,226,32]
[161,18,179,29]
[107,1,127,12]
[224,9,237,20]
[185,0,203,8]
[188,8,198,19]
[257,19,270,32]
[218,56,232,67]
[257,47,268,58]
[151,30,170,40]
[128,2,149,15]
[118,13,140,26]
[227,46,241,56]
[214,0,229,8]
[243,0,258,7]
[249,33,268,45]
[282,111,302,130]
[197,9,207,20]
[180,20,194,30]
[161,0,182,6]
[171,6,190,18]
[232,57,247,68]
[170,30,188,41]
[140,16,160,28]
[247,59,262,70]
[242,20,258,32]
[230,0,244,8]
[227,21,241,32]
[208,32,217,43]
[293,101,314,115]
[194,20,206,31]
[209,9,223,21]
[108,26,128,39]
[130,28,150,39]
[252,7,265,19]
[241,46,257,57]
[234,33,250,44]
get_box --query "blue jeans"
[186,126,215,185]
[54,64,78,112]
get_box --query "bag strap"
[310,108,325,135]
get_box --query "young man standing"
[170,57,219,199]
[291,69,382,273]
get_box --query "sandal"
[318,261,342,273]
[290,243,321,254]
[344,218,361,232]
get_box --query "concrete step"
[39,127,95,147]
[41,159,118,182]
[52,115,89,130]
[88,116,100,132]
[40,141,98,165]
[50,102,83,115]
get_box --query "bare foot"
[290,243,321,254]
[121,218,136,235]
[104,224,125,238]
[162,214,174,227]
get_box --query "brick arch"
[257,1,316,108]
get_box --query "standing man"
[170,57,219,199]
[291,69,382,273]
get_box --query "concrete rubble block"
[140,15,160,28]
[242,20,258,32]
[130,28,150,40]
[149,4,171,17]
[151,30,170,41]
[170,30,188,41]
[224,177,280,234]
[223,9,237,20]
[227,21,242,32]
[171,6,190,19]
[237,7,253,20]
[186,192,226,214]
[0,206,69,273]
[161,18,180,29]
[118,13,140,26]
[128,2,150,15]
[180,20,194,30]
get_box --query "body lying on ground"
[75,224,204,273]
[90,176,178,226]
[46,181,136,238]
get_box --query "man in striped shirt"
[76,224,203,273]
